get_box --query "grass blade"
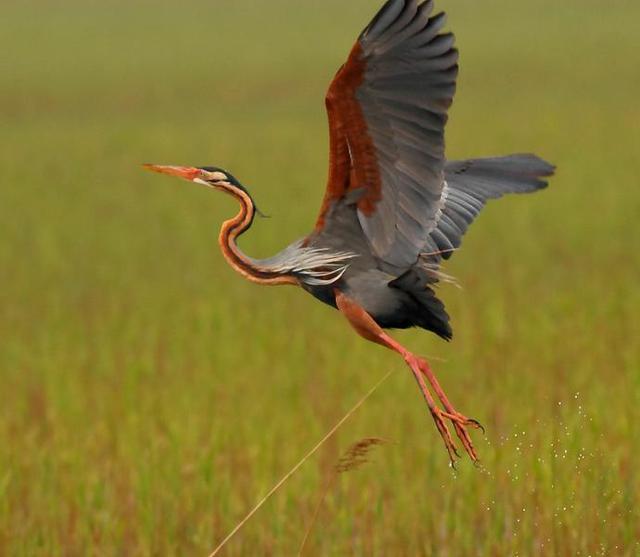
[207,370,394,557]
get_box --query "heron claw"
[438,411,482,463]
[468,418,486,435]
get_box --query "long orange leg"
[335,290,480,464]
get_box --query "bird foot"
[409,356,484,465]
[405,353,483,465]
[442,410,484,465]
[429,406,483,466]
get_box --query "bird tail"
[389,269,453,341]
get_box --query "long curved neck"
[218,186,297,286]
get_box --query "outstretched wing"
[423,155,555,264]
[315,0,458,270]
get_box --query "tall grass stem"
[207,369,394,557]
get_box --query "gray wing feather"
[354,0,458,269]
[421,154,555,264]
[321,1,554,283]
[365,0,414,43]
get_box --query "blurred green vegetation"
[1,0,639,554]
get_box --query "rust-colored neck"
[218,186,297,286]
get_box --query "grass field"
[1,0,639,554]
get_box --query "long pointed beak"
[142,164,201,181]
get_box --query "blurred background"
[1,0,639,554]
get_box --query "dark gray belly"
[303,265,414,329]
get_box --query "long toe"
[430,409,460,465]
[442,412,481,463]
[455,423,479,463]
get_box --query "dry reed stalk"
[335,437,387,473]
[298,437,388,556]
[207,370,394,557]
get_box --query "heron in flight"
[145,0,554,464]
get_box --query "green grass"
[1,0,639,554]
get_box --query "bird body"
[145,0,554,464]
[307,154,554,339]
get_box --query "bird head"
[143,164,266,217]
[143,164,243,191]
